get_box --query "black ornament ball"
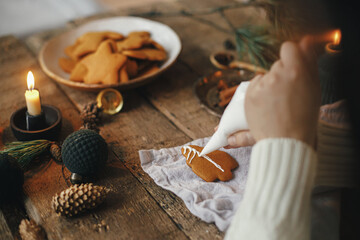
[61,129,108,177]
[0,153,24,205]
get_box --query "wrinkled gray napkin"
[139,137,252,231]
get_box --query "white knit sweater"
[225,138,317,240]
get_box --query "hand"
[213,126,255,148]
[244,36,321,147]
[226,130,256,148]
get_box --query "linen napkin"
[139,137,252,231]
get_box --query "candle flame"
[333,30,341,45]
[27,71,34,90]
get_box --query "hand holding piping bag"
[244,36,321,147]
[201,35,324,155]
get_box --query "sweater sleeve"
[225,138,317,240]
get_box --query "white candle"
[25,71,42,116]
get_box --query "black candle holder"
[10,104,62,141]
[26,111,46,131]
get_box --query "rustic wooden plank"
[0,211,13,240]
[0,36,188,240]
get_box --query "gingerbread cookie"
[124,59,138,78]
[69,62,87,82]
[66,31,124,60]
[143,39,165,52]
[127,31,163,50]
[58,57,76,73]
[116,35,150,52]
[122,48,166,61]
[181,145,238,182]
[80,40,127,84]
[119,66,129,83]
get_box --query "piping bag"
[199,81,250,156]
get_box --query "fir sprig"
[2,140,53,169]
[235,25,279,69]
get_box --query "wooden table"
[0,1,340,239]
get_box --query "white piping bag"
[199,81,250,156]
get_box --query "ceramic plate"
[39,16,181,91]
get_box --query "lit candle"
[318,29,343,105]
[25,71,42,116]
[325,29,341,53]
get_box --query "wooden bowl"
[39,16,182,91]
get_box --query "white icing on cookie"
[182,146,224,172]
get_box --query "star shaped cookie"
[81,40,127,84]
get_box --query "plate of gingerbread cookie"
[39,16,181,91]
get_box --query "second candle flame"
[333,30,341,46]
[27,71,35,91]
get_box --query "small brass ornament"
[96,88,123,115]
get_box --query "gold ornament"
[19,219,45,240]
[51,183,110,217]
[96,88,123,115]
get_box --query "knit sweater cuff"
[315,122,358,188]
[226,138,317,239]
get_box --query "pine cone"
[81,102,102,124]
[81,102,102,132]
[50,143,62,162]
[19,219,45,240]
[52,183,110,217]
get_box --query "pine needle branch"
[2,140,53,169]
[235,25,279,69]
